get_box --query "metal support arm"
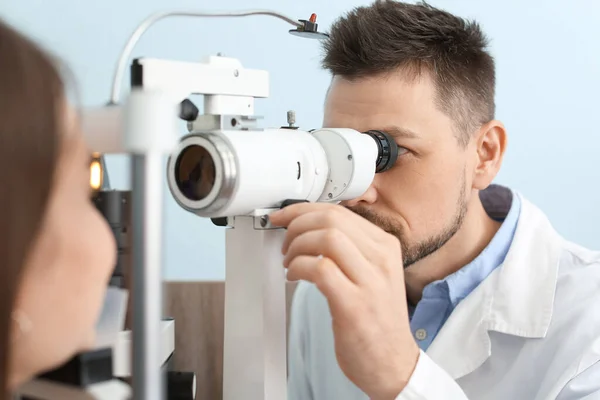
[223,213,288,400]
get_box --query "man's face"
[324,72,476,267]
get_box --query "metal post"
[125,89,178,400]
[131,153,165,400]
[223,215,288,400]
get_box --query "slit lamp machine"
[15,8,399,400]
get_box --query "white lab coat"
[287,193,600,399]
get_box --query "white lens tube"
[311,128,378,202]
[166,127,379,218]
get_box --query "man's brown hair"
[322,0,496,145]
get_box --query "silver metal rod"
[110,9,302,104]
[131,153,165,400]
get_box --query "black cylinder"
[364,129,399,173]
[92,190,131,288]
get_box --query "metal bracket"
[187,114,263,132]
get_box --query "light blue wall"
[2,0,599,281]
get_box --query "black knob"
[211,217,229,227]
[179,99,199,122]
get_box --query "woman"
[0,19,116,398]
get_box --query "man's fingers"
[281,210,374,254]
[269,202,335,227]
[271,203,382,234]
[284,229,371,284]
[280,208,399,270]
[286,255,355,311]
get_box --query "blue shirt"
[409,190,522,351]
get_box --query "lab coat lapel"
[424,194,562,380]
[425,267,496,380]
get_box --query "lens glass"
[175,145,216,201]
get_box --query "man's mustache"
[345,205,399,234]
[345,205,375,221]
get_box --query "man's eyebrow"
[373,126,420,139]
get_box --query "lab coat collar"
[426,190,562,380]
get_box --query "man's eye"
[397,147,409,156]
[395,146,411,160]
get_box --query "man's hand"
[269,203,420,400]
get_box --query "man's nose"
[343,184,378,207]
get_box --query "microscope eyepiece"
[174,144,217,202]
[364,130,398,173]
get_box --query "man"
[268,1,600,399]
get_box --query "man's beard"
[346,180,468,268]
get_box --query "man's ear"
[472,120,507,190]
